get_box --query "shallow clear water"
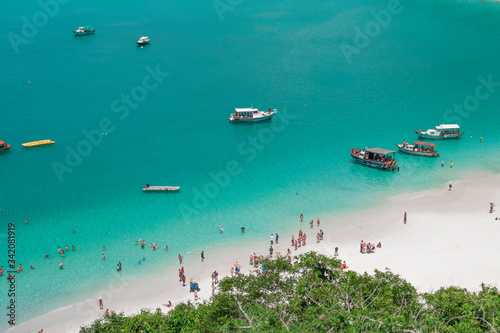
[1,0,500,327]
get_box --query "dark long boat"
[350,147,400,171]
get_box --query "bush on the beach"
[80,252,500,332]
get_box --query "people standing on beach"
[230,266,234,277]
[302,233,306,246]
[317,218,320,227]
[377,242,382,248]
[300,214,303,222]
[99,297,103,310]
[270,234,274,245]
[212,283,216,296]
[360,241,364,254]
[214,270,218,284]
[201,251,205,262]
[310,220,313,228]
[297,235,302,248]
[178,254,183,264]
[320,229,324,240]
[269,245,274,258]
[316,233,320,243]
[334,247,339,256]
[182,274,186,286]
[449,181,453,191]
[179,269,183,282]
[404,212,407,224]
[105,309,110,317]
[291,235,295,247]
[275,233,279,244]
[294,239,298,251]
[490,203,495,213]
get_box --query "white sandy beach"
[9,171,500,333]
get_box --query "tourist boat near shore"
[136,36,150,46]
[0,141,11,151]
[396,140,439,157]
[350,147,400,171]
[415,124,463,140]
[73,26,95,36]
[143,185,180,191]
[229,108,277,122]
[22,140,55,147]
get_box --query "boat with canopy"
[229,107,277,122]
[415,124,463,139]
[396,140,439,157]
[350,147,400,171]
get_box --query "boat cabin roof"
[0,141,5,144]
[235,108,258,112]
[436,124,460,130]
[413,141,436,147]
[366,148,396,155]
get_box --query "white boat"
[396,141,439,157]
[415,124,463,140]
[136,36,150,45]
[229,108,277,123]
[143,185,179,191]
[73,26,95,36]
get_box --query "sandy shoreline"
[9,171,500,333]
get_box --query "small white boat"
[73,26,95,36]
[136,36,150,46]
[143,185,179,191]
[396,141,439,157]
[415,124,463,140]
[229,108,277,123]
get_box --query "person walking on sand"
[317,218,320,227]
[201,251,205,262]
[98,297,103,310]
[404,212,407,224]
[300,214,303,222]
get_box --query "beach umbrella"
[190,277,200,284]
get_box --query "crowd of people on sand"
[360,240,382,254]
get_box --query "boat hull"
[229,113,276,123]
[143,186,180,191]
[396,144,439,157]
[22,140,55,147]
[415,131,463,140]
[73,31,94,36]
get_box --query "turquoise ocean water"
[1,0,500,328]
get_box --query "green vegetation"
[80,252,500,332]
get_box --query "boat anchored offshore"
[350,147,400,171]
[396,140,439,157]
[229,108,277,122]
[143,184,180,192]
[0,141,11,151]
[22,140,55,147]
[73,26,95,36]
[136,36,150,46]
[415,124,463,140]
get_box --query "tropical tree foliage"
[80,252,500,332]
